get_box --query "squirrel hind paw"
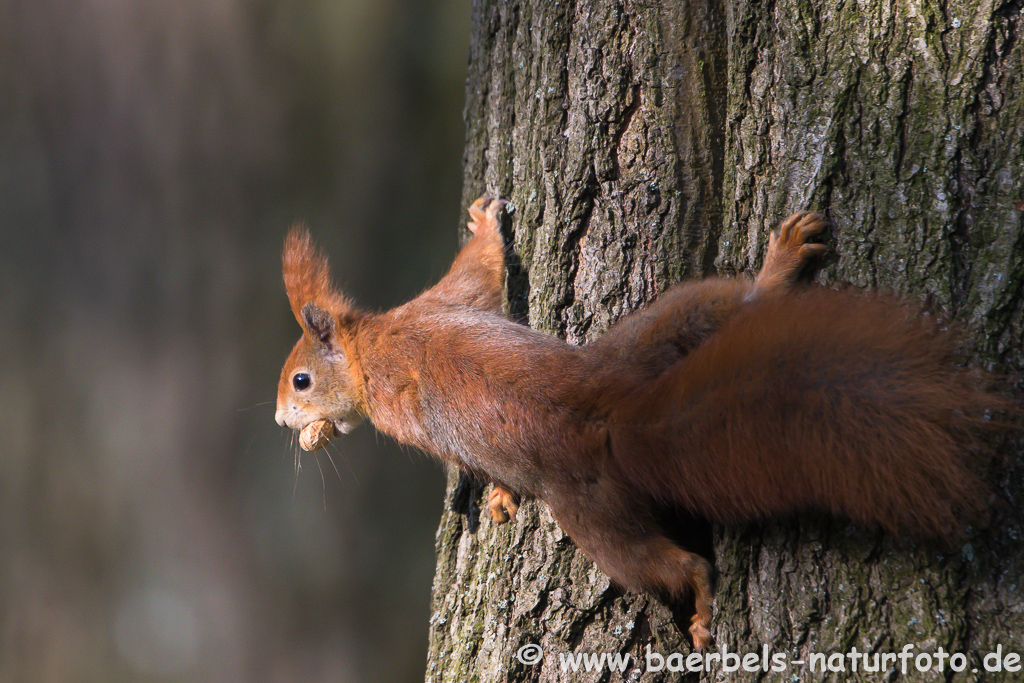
[487,485,519,524]
[689,621,713,652]
[754,210,829,296]
[773,210,829,250]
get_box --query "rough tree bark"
[426,1,1024,681]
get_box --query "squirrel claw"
[467,196,508,236]
[799,242,828,259]
[488,485,519,524]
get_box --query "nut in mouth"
[298,419,335,452]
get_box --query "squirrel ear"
[301,302,336,347]
[282,225,357,326]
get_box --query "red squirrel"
[275,197,1007,650]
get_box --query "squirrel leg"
[590,279,752,376]
[640,538,715,651]
[549,498,715,650]
[751,211,828,298]
[487,484,520,524]
[421,196,509,313]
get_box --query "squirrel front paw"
[487,485,520,524]
[467,196,508,238]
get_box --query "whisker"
[313,452,327,511]
[277,428,289,461]
[241,421,269,459]
[237,400,277,413]
[325,440,357,485]
[292,438,301,502]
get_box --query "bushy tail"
[608,288,1012,537]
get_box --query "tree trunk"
[427,1,1024,681]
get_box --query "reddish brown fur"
[282,227,356,325]
[275,200,1011,650]
[605,290,998,535]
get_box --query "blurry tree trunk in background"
[426,0,1024,681]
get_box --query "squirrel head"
[275,226,365,435]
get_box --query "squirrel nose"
[275,408,287,428]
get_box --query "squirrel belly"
[275,199,1011,650]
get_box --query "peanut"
[299,419,334,452]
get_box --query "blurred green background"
[0,0,469,680]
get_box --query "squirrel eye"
[292,372,312,391]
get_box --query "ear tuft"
[283,226,356,328]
